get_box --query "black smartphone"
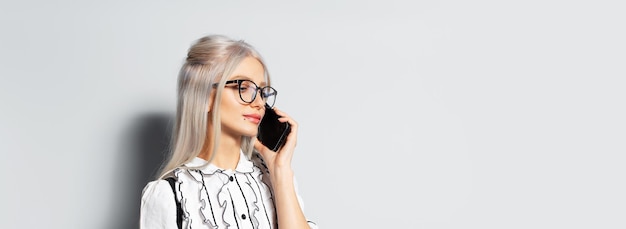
[257,104,291,152]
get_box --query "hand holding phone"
[257,104,291,152]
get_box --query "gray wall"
[1,1,624,228]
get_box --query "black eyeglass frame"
[214,79,278,108]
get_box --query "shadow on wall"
[108,112,174,229]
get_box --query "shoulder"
[141,179,175,209]
[140,180,177,228]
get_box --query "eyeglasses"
[217,79,278,108]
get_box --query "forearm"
[271,168,310,229]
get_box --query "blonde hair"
[157,35,270,179]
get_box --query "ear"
[207,89,217,113]
[207,100,213,113]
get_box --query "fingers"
[273,107,294,123]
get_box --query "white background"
[1,1,624,228]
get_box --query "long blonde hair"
[157,35,270,179]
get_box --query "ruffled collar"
[184,150,254,175]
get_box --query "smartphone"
[257,104,291,152]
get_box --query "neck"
[198,132,242,171]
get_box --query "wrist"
[270,168,294,186]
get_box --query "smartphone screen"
[257,105,291,151]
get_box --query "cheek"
[219,93,244,118]
[221,89,243,106]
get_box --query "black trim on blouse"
[165,177,183,229]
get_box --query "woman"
[140,35,317,229]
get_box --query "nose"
[250,89,265,107]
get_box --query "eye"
[238,81,256,93]
[238,85,249,91]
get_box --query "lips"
[243,114,262,124]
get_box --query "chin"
[241,130,259,138]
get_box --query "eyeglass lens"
[238,80,276,107]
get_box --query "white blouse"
[140,151,318,229]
